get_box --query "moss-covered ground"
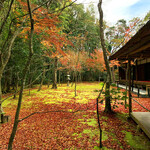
[0,82,150,149]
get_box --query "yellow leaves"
[41,40,52,47]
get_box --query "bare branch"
[18,108,92,123]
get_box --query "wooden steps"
[131,112,150,139]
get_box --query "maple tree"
[86,49,105,72]
[59,48,88,96]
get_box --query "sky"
[76,0,150,25]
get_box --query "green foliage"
[110,84,128,109]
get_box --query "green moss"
[94,146,109,150]
[2,97,18,108]
[122,131,150,149]
[72,133,78,136]
[82,129,108,141]
[101,116,108,120]
[77,133,82,138]
[86,118,97,127]
[102,121,107,126]
[78,118,98,127]
[115,113,128,122]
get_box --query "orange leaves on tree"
[124,18,140,44]
[86,49,105,71]
[16,0,72,56]
[59,50,88,72]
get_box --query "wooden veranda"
[109,20,150,139]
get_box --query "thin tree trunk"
[71,72,75,87]
[96,98,102,148]
[38,68,45,91]
[59,70,61,85]
[8,1,34,149]
[98,0,112,113]
[6,69,11,93]
[111,66,115,83]
[67,71,70,87]
[47,72,50,88]
[52,57,57,89]
[75,71,77,97]
[47,65,51,88]
[0,77,4,121]
[13,73,19,99]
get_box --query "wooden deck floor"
[131,112,150,139]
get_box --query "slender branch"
[96,98,102,148]
[97,80,106,99]
[96,80,106,148]
[18,108,94,123]
[11,0,53,22]
[0,0,14,35]
[53,0,77,16]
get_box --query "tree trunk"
[13,73,19,99]
[0,77,3,115]
[59,70,61,85]
[75,71,77,97]
[98,0,112,113]
[38,68,45,91]
[47,72,50,88]
[8,1,34,149]
[71,72,75,87]
[104,77,112,113]
[6,69,11,93]
[52,57,57,89]
[111,66,115,83]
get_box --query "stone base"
[0,114,11,124]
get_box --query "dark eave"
[109,20,150,60]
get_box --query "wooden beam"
[129,43,150,56]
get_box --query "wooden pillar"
[128,58,132,116]
[135,60,138,81]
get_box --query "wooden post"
[128,58,132,116]
[135,60,138,81]
[132,66,134,92]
